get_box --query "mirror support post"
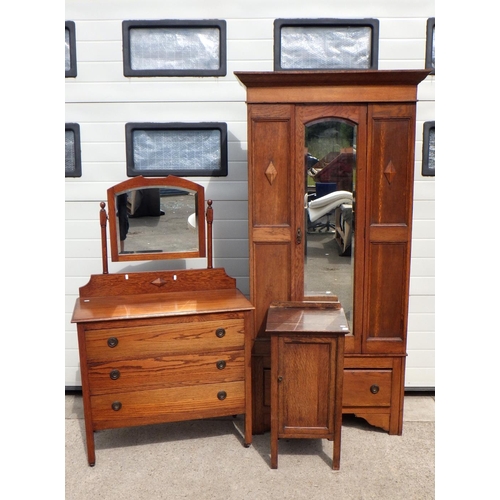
[99,202,109,274]
[206,200,213,269]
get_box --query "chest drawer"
[343,369,392,407]
[87,350,244,395]
[85,317,245,362]
[90,380,245,429]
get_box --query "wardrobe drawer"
[90,380,245,429]
[343,369,392,407]
[85,318,245,362]
[87,350,245,395]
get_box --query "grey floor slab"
[65,394,435,500]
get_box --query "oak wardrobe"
[235,70,430,435]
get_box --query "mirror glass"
[107,176,206,262]
[304,118,356,327]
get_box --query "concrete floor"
[122,191,198,255]
[65,393,435,499]
[305,228,353,322]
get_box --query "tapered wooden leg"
[270,428,278,469]
[332,396,342,470]
[82,391,96,466]
[270,336,278,469]
[332,434,340,470]
[333,337,344,470]
[244,413,252,447]
[270,377,279,468]
[85,426,96,466]
[77,326,96,466]
[244,332,253,448]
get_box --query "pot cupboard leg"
[332,434,341,470]
[244,334,253,447]
[332,410,341,469]
[270,433,278,469]
[270,336,278,469]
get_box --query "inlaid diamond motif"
[265,161,278,185]
[384,160,397,184]
[151,277,167,287]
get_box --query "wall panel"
[65,0,435,388]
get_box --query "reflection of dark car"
[313,151,355,192]
[128,188,163,218]
[305,152,319,171]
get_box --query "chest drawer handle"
[217,391,227,401]
[109,369,121,380]
[215,328,226,338]
[216,360,226,370]
[107,337,119,348]
[370,384,380,394]
[111,401,122,411]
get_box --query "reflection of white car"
[188,213,197,230]
[307,190,352,223]
[334,203,353,256]
[306,190,353,255]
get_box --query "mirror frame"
[107,175,206,262]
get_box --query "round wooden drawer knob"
[107,337,119,348]
[111,401,122,411]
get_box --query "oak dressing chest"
[72,176,254,466]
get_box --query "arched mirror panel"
[304,118,356,328]
[107,176,206,262]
